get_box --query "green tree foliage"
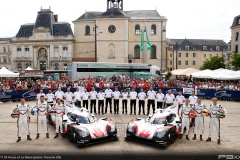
[165,71,172,80]
[231,53,240,71]
[200,56,225,70]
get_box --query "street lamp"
[176,42,179,70]
[93,25,103,62]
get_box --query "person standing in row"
[55,87,64,102]
[64,88,73,103]
[138,88,146,115]
[97,89,105,115]
[105,86,113,114]
[82,89,89,109]
[11,98,32,142]
[147,87,156,115]
[112,87,121,114]
[121,88,128,114]
[129,88,137,115]
[176,91,185,113]
[73,87,81,107]
[45,89,54,105]
[165,90,175,107]
[179,99,191,140]
[156,89,164,109]
[189,91,198,126]
[36,89,45,102]
[89,87,97,114]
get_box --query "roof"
[231,15,240,27]
[0,37,12,41]
[124,10,163,19]
[74,12,103,21]
[98,8,128,18]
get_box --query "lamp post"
[176,42,178,70]
[93,25,103,62]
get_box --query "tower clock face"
[108,25,116,33]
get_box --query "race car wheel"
[170,129,176,144]
[49,115,53,125]
[67,127,74,142]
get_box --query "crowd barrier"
[0,88,240,102]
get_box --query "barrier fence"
[0,88,240,102]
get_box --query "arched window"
[135,25,140,35]
[17,63,22,71]
[134,45,140,59]
[54,63,59,70]
[150,45,156,59]
[151,24,156,34]
[25,63,29,68]
[85,25,90,35]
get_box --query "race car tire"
[170,128,177,144]
[48,115,53,125]
[67,126,74,142]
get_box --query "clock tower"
[107,0,123,10]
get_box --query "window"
[63,46,68,58]
[193,61,196,65]
[185,46,189,50]
[151,25,156,34]
[210,54,212,58]
[193,53,196,57]
[170,60,172,65]
[178,52,181,57]
[235,45,238,53]
[25,48,30,57]
[85,26,90,35]
[185,61,188,65]
[17,48,21,57]
[186,53,188,57]
[150,45,156,59]
[178,60,181,65]
[63,63,68,70]
[169,46,173,50]
[54,63,59,70]
[204,54,206,58]
[170,53,172,57]
[135,25,140,35]
[203,46,207,51]
[3,47,6,52]
[3,56,6,63]
[216,46,220,51]
[238,18,240,24]
[25,63,29,68]
[134,45,140,59]
[17,63,22,71]
[236,32,239,41]
[54,46,59,58]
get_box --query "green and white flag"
[145,28,152,50]
[140,30,144,51]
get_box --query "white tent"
[171,69,184,75]
[172,68,199,76]
[187,69,213,78]
[25,67,33,70]
[0,67,19,77]
[210,69,240,80]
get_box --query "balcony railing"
[13,57,33,61]
[50,57,72,62]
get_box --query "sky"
[0,0,239,42]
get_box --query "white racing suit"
[32,102,50,134]
[53,103,65,133]
[12,104,31,137]
[208,104,224,139]
[180,105,191,135]
[193,103,206,135]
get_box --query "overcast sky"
[0,0,239,42]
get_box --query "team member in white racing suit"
[179,99,192,140]
[206,97,225,145]
[32,95,51,139]
[192,97,206,141]
[11,98,32,142]
[52,98,66,138]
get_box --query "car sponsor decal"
[93,128,104,137]
[139,129,151,138]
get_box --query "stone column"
[47,46,50,70]
[33,46,38,69]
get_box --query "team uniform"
[192,103,206,139]
[147,90,156,115]
[138,91,146,115]
[97,92,105,114]
[156,92,164,109]
[112,91,121,114]
[52,103,65,136]
[89,91,97,114]
[73,91,82,107]
[46,93,54,105]
[55,91,64,101]
[121,92,128,114]
[36,93,45,102]
[189,95,198,107]
[180,104,192,137]
[129,91,137,115]
[165,94,175,107]
[176,94,185,112]
[82,92,89,109]
[64,91,73,103]
[105,89,113,113]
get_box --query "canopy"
[171,69,184,75]
[187,69,213,78]
[172,68,199,76]
[0,67,19,77]
[25,67,33,70]
[209,69,240,80]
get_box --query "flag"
[140,30,144,51]
[87,75,92,92]
[145,28,152,50]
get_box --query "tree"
[165,71,172,80]
[231,53,240,71]
[200,56,225,70]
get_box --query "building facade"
[73,0,168,72]
[167,39,228,70]
[11,8,74,72]
[231,15,240,54]
[0,38,12,70]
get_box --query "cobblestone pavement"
[0,99,239,160]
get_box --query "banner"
[183,88,194,94]
[145,28,152,50]
[140,30,144,51]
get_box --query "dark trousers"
[105,98,112,113]
[74,100,81,108]
[190,104,195,125]
[114,99,119,113]
[130,99,136,114]
[90,99,96,113]
[147,99,155,114]
[122,99,127,113]
[166,103,173,107]
[138,100,145,114]
[98,100,104,114]
[83,100,88,109]
[47,101,54,107]
[157,102,163,109]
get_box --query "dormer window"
[203,46,207,51]
[216,46,220,51]
[238,18,240,24]
[185,46,189,50]
[169,46,173,50]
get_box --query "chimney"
[54,14,58,22]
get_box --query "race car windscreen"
[76,116,91,124]
[150,118,166,124]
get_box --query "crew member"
[138,88,146,115]
[54,87,64,102]
[82,88,89,109]
[73,87,82,107]
[192,97,206,141]
[156,89,164,109]
[45,89,54,106]
[129,88,137,115]
[147,87,156,115]
[176,91,185,112]
[112,87,121,114]
[105,86,113,114]
[179,99,191,140]
[189,92,198,107]
[121,88,128,114]
[64,88,73,103]
[165,90,175,107]
[52,98,66,138]
[89,87,97,114]
[206,97,225,145]
[32,95,51,139]
[36,89,45,102]
[97,89,105,115]
[11,98,32,142]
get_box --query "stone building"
[0,38,12,70]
